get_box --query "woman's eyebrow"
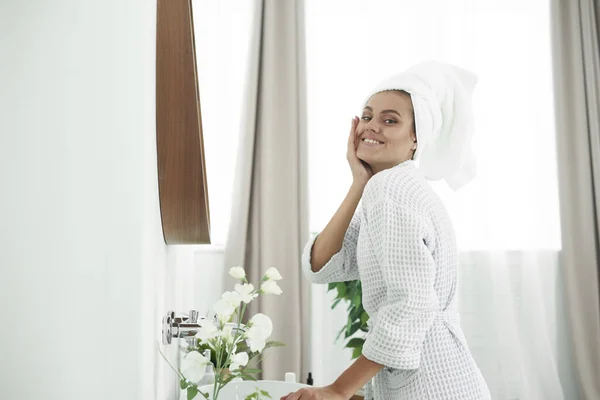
[381,109,402,118]
[363,106,403,118]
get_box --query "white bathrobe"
[302,160,491,400]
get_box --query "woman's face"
[356,90,417,174]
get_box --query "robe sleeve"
[302,209,361,284]
[361,199,438,370]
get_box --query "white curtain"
[550,0,600,397]
[304,0,576,398]
[224,0,311,381]
[192,0,312,380]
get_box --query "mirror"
[156,0,211,244]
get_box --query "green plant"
[327,280,369,359]
[245,387,272,400]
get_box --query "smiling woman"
[305,0,568,398]
[357,91,417,174]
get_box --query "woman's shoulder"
[364,161,430,209]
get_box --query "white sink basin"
[183,380,310,400]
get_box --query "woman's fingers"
[353,116,359,150]
[282,391,300,400]
[347,117,357,150]
[348,117,359,156]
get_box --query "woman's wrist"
[330,355,383,399]
[327,382,355,399]
[350,179,368,193]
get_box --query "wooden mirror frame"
[156,0,211,244]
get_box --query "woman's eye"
[384,119,397,124]
[361,116,371,121]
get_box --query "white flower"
[213,299,235,323]
[229,266,246,280]
[246,334,267,353]
[220,325,234,343]
[195,320,218,341]
[229,351,249,371]
[221,290,242,307]
[181,351,210,383]
[264,267,282,281]
[244,313,273,352]
[235,283,258,304]
[260,280,282,295]
[249,313,273,338]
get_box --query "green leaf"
[331,297,342,310]
[345,337,365,348]
[344,318,352,338]
[351,346,363,359]
[180,378,188,390]
[264,340,285,349]
[187,386,199,400]
[329,280,367,346]
[352,292,361,307]
[241,368,262,374]
[345,321,361,338]
[260,389,272,398]
[360,311,369,326]
[346,283,355,299]
[328,282,337,292]
[241,373,258,381]
[349,306,362,321]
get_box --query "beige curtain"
[550,0,600,398]
[224,0,311,381]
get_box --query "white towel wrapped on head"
[364,60,479,191]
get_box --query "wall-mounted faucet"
[162,309,206,345]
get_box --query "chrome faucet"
[162,309,206,345]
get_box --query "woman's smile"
[360,137,385,146]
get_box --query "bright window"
[305,0,560,250]
[192,0,254,246]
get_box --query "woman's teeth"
[363,138,382,145]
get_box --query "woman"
[282,61,491,400]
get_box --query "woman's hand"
[280,385,347,400]
[346,116,373,186]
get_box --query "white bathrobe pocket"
[382,367,420,390]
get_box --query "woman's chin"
[356,150,373,163]
[357,156,373,166]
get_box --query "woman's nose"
[366,120,380,133]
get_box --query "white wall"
[0,1,198,399]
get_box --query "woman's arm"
[329,355,384,398]
[281,356,383,400]
[309,182,365,272]
[310,116,372,271]
[302,117,373,283]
